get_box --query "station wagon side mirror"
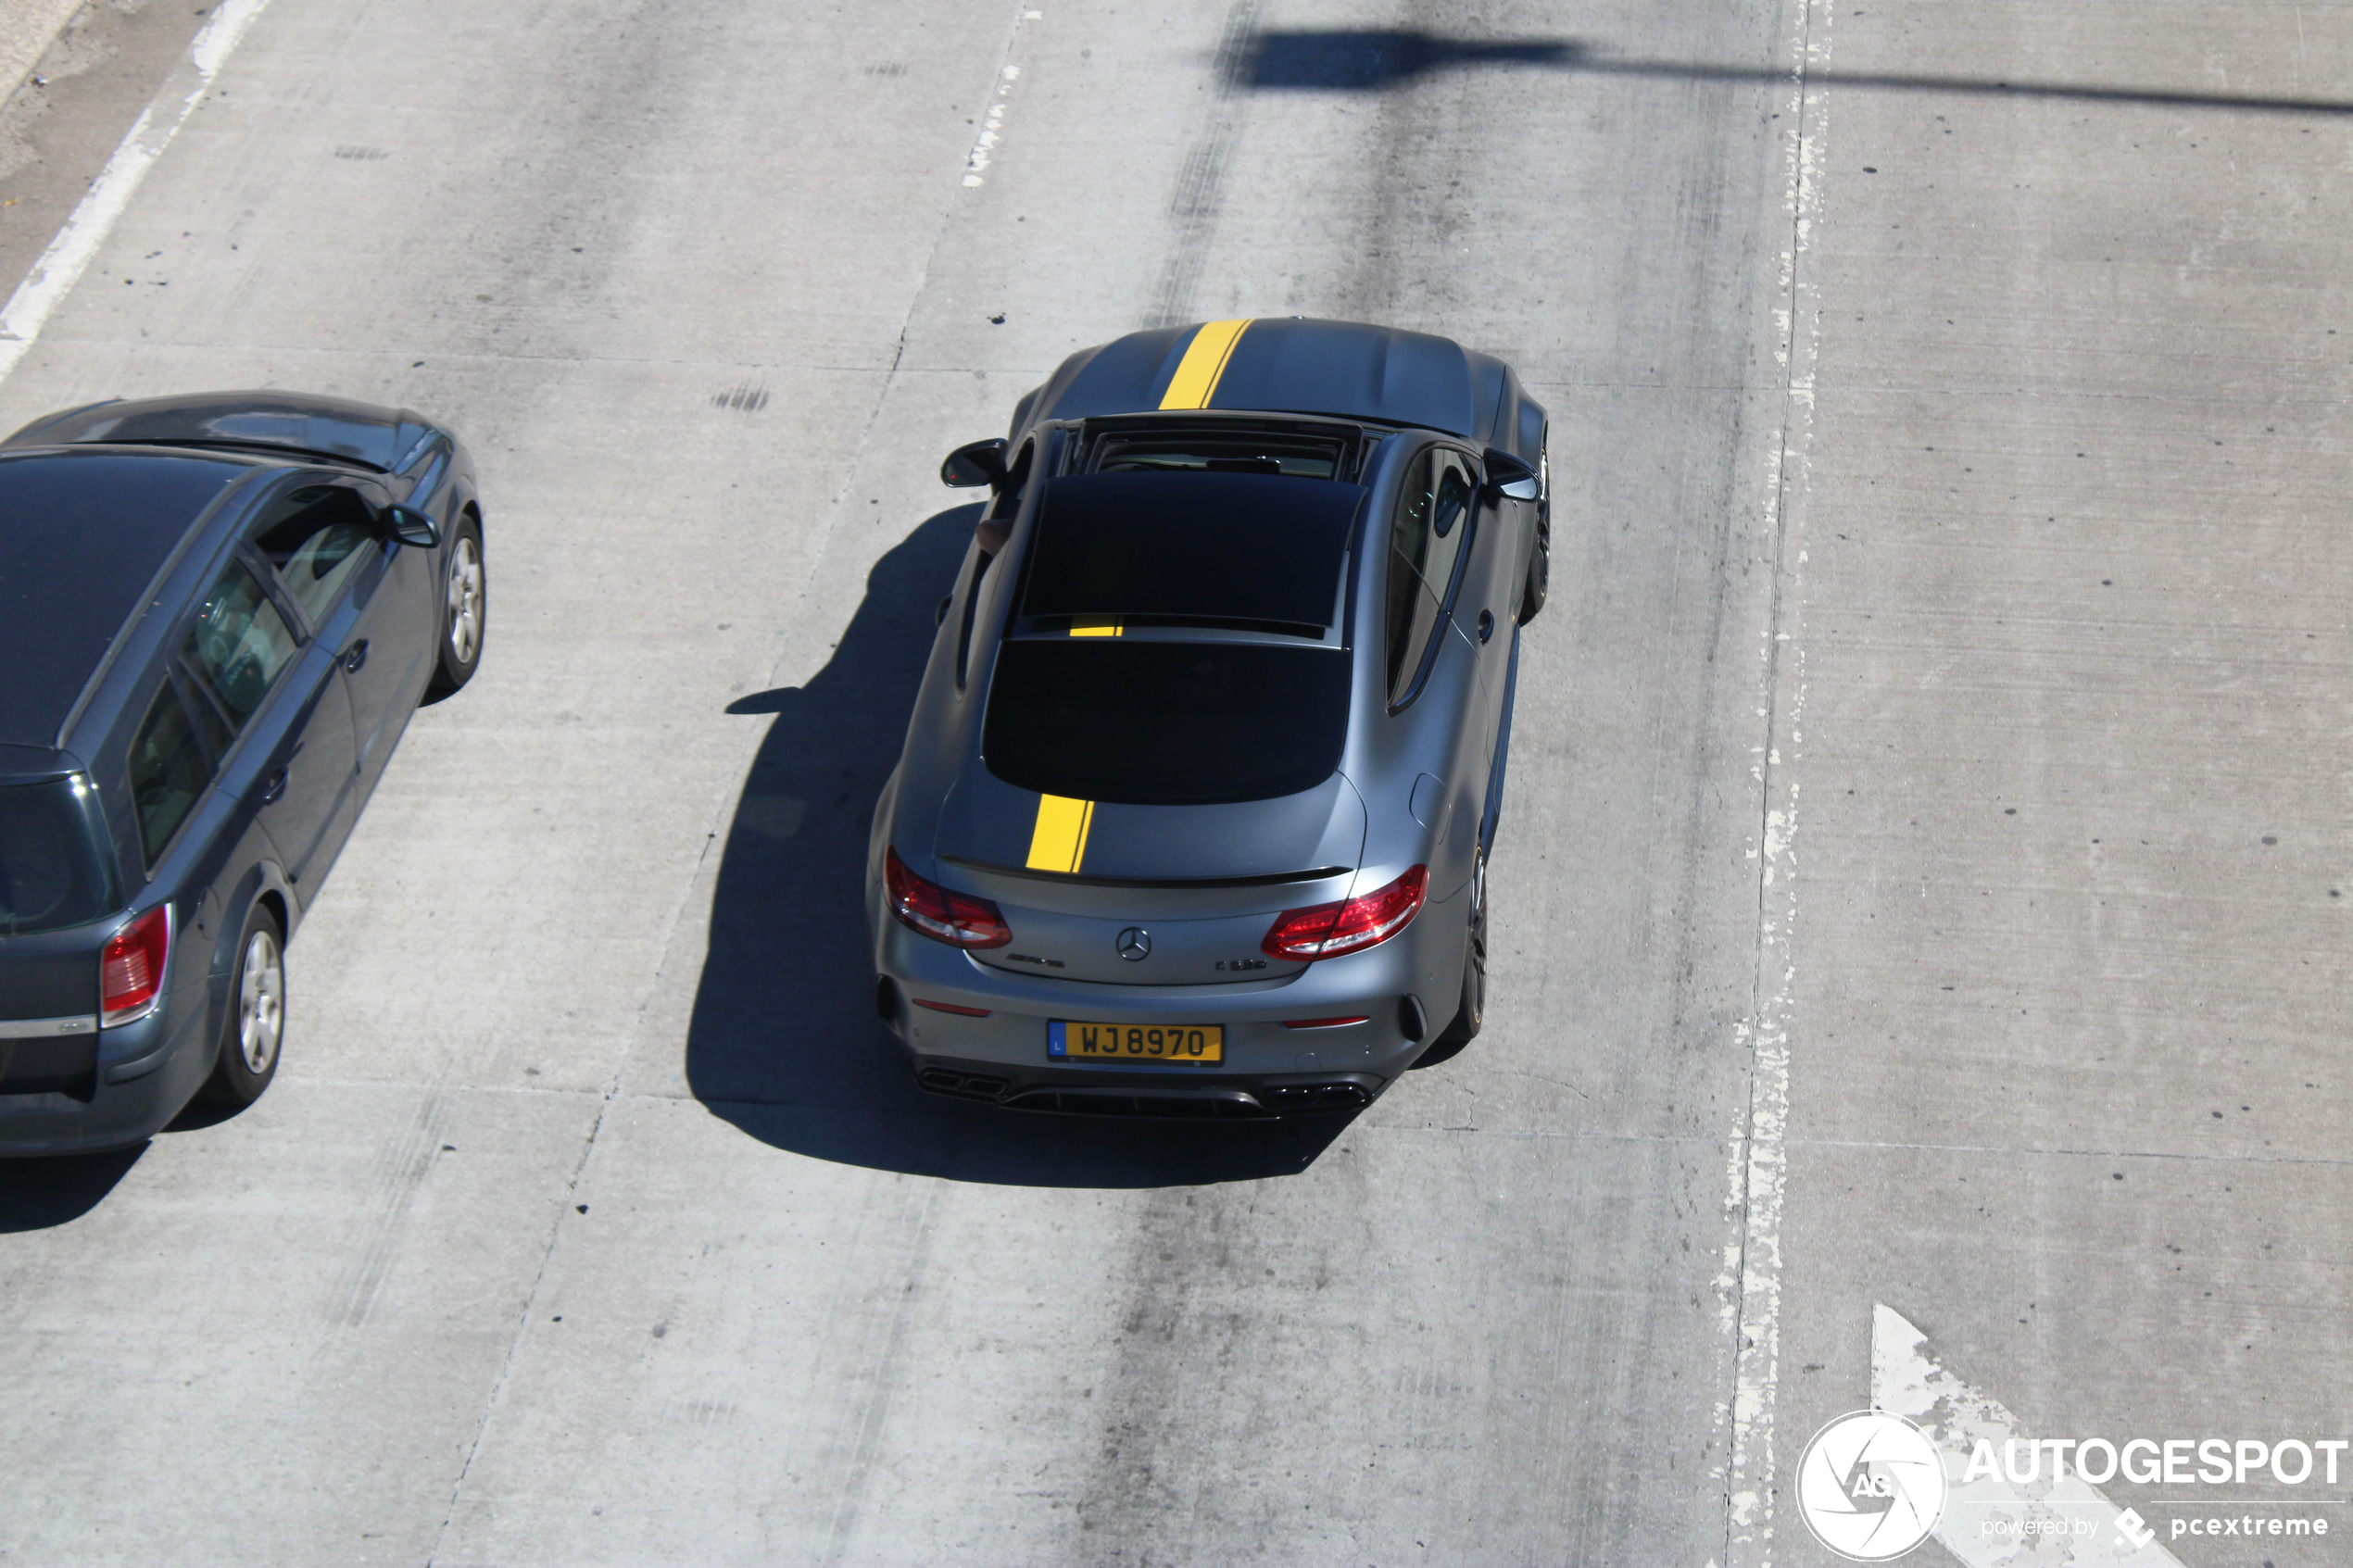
[940,438,1008,489]
[1481,449,1541,504]
[384,503,441,548]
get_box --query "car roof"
[1019,318,1509,441]
[0,448,253,748]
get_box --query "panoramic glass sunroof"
[1014,470,1363,636]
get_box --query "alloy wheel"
[238,928,284,1075]
[446,536,484,665]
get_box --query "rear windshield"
[984,641,1350,806]
[0,778,117,935]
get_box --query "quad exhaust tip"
[1257,1082,1371,1111]
[916,1067,1011,1102]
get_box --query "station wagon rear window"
[0,778,116,935]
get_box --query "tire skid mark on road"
[1070,1181,1331,1563]
[805,1176,943,1568]
[1143,0,1259,330]
[324,1085,455,1329]
[1718,0,1834,1562]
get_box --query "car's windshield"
[0,777,118,936]
[985,641,1351,806]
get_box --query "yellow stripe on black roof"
[1159,319,1252,410]
[1026,794,1095,873]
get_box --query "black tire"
[1515,515,1549,625]
[424,511,485,698]
[1515,444,1551,625]
[1429,848,1488,1052]
[201,904,285,1109]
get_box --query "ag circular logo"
[1115,926,1151,961]
[1795,1411,1946,1561]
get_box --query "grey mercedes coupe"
[866,318,1548,1117]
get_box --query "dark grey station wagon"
[0,392,484,1154]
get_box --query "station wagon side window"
[250,485,379,630]
[180,561,300,731]
[1384,446,1477,707]
[126,678,220,868]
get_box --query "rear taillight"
[885,847,1013,949]
[100,904,171,1025]
[1261,865,1427,962]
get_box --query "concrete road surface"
[0,0,2345,1563]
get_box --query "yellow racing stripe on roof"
[1026,794,1095,873]
[1159,319,1252,410]
[1068,618,1123,636]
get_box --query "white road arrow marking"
[1871,1304,2186,1566]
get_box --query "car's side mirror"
[940,438,1008,489]
[384,503,441,548]
[1481,450,1541,504]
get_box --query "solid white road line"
[1719,0,1833,1562]
[1873,1304,2189,1567]
[0,0,276,384]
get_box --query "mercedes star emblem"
[1116,926,1151,961]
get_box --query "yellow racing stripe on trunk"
[1026,794,1095,873]
[1068,618,1123,636]
[1158,319,1252,409]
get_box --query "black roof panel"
[0,450,246,746]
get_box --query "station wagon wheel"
[425,511,485,697]
[202,905,285,1108]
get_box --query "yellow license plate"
[1049,1020,1224,1066]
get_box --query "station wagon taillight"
[1261,865,1427,962]
[885,847,1013,949]
[100,904,171,1025]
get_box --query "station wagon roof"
[0,448,250,747]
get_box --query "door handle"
[342,638,370,673]
[258,768,288,805]
[1476,609,1495,644]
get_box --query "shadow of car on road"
[0,1144,143,1232]
[683,506,1353,1187]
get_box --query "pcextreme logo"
[1795,1411,1948,1562]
